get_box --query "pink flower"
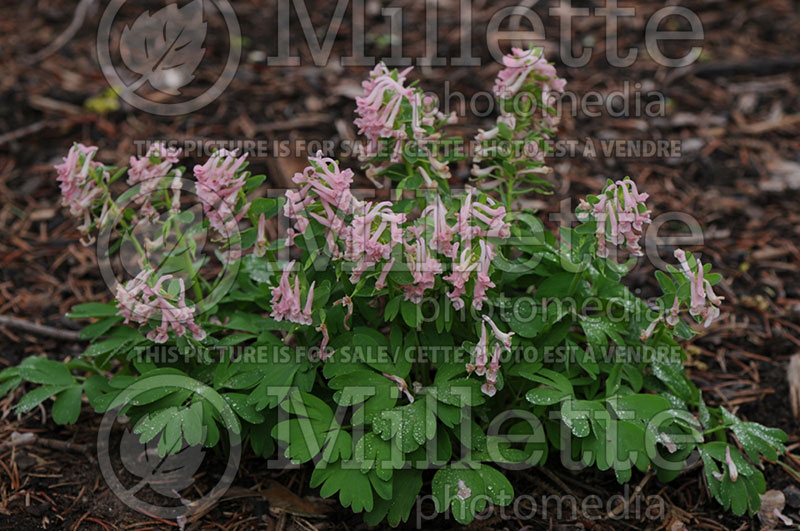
[422,197,455,257]
[590,178,650,257]
[115,270,205,344]
[640,315,661,341]
[481,343,503,397]
[55,144,109,239]
[673,249,723,328]
[254,214,268,257]
[483,315,514,351]
[472,240,496,310]
[128,142,181,185]
[382,373,415,403]
[194,149,249,236]
[333,295,354,330]
[375,257,395,290]
[443,243,477,311]
[493,47,565,99]
[401,238,442,303]
[355,63,414,144]
[354,63,450,167]
[316,323,331,361]
[467,321,489,376]
[456,479,471,500]
[725,446,738,482]
[666,296,680,327]
[270,261,314,325]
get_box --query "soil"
[1,0,800,529]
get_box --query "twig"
[607,469,655,518]
[25,0,96,64]
[0,314,82,341]
[0,120,50,147]
[0,432,93,462]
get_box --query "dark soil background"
[1,0,800,529]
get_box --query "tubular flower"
[401,238,442,303]
[128,143,182,221]
[466,321,489,376]
[482,315,514,351]
[493,47,565,99]
[472,240,496,310]
[674,249,723,327]
[254,214,268,258]
[128,142,181,185]
[54,143,110,240]
[316,323,332,361]
[355,63,415,144]
[333,295,354,330]
[587,178,651,257]
[382,373,415,403]
[282,154,504,310]
[194,149,249,236]
[270,261,315,325]
[422,196,456,258]
[481,343,502,397]
[443,243,477,311]
[115,270,205,344]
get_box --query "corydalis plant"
[2,49,786,527]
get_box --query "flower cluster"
[283,153,509,311]
[472,47,565,194]
[465,316,514,396]
[270,261,315,326]
[580,178,651,257]
[493,46,566,100]
[127,142,182,219]
[55,144,110,242]
[674,249,723,326]
[354,63,455,178]
[115,269,205,343]
[641,248,724,340]
[194,149,250,236]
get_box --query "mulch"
[1,0,799,529]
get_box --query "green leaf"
[432,465,486,525]
[52,385,83,424]
[15,385,71,414]
[19,357,75,386]
[68,302,119,319]
[80,316,123,340]
[384,295,402,321]
[310,460,374,513]
[373,397,436,453]
[364,469,423,526]
[721,408,786,462]
[525,387,568,406]
[401,300,419,328]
